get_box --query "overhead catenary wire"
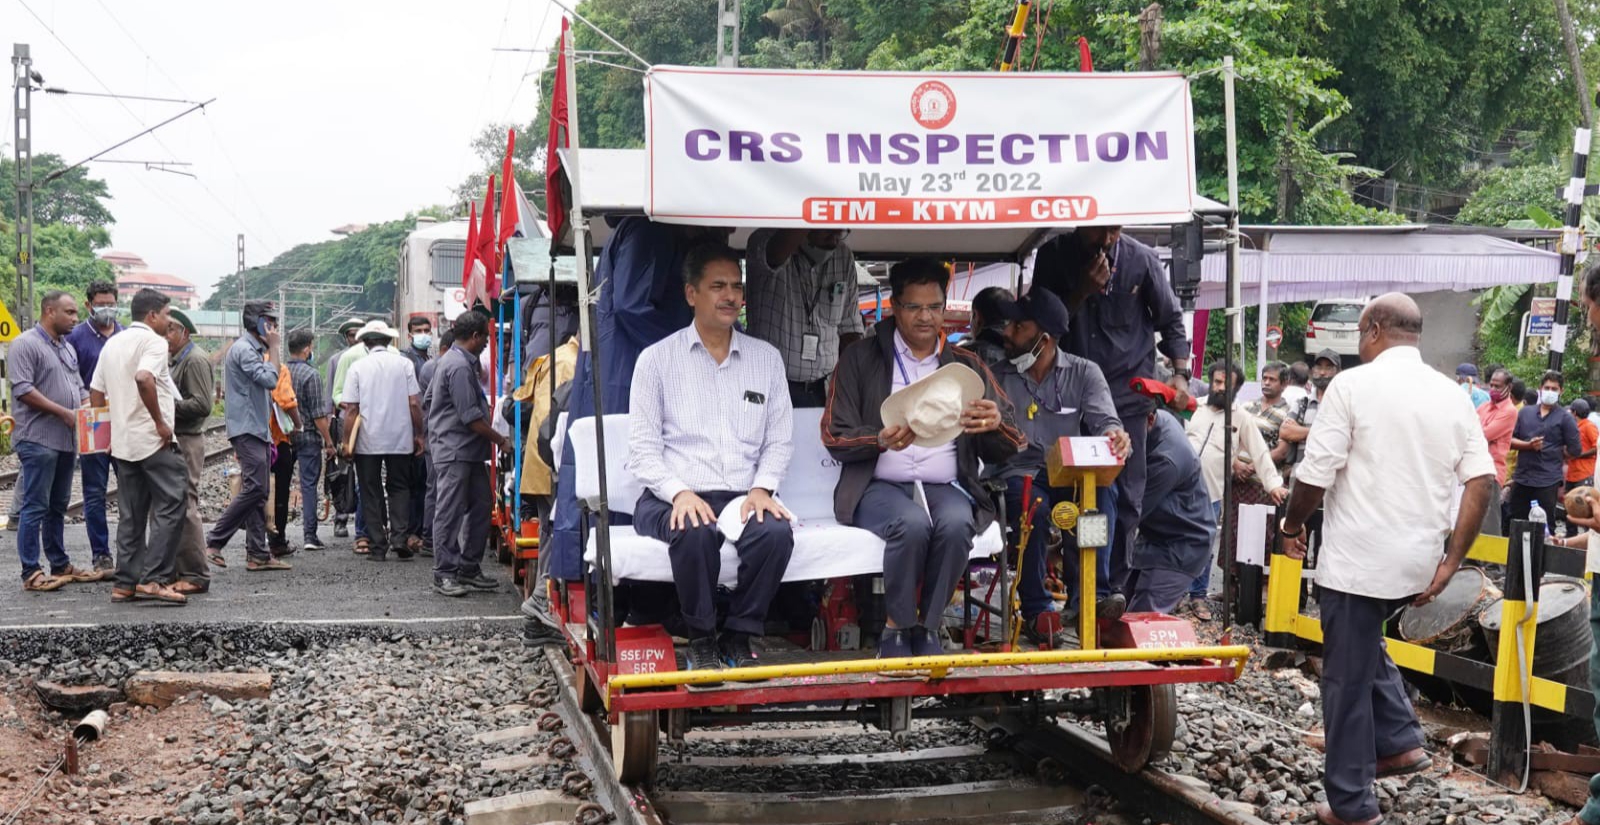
[545,0,653,70]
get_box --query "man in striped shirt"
[627,243,795,678]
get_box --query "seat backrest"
[568,407,842,520]
[782,407,843,522]
[569,414,641,515]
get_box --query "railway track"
[507,646,1270,825]
[0,422,234,516]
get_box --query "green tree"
[1455,162,1566,227]
[0,155,115,228]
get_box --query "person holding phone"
[205,300,290,572]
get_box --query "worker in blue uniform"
[1031,227,1190,596]
[991,289,1130,646]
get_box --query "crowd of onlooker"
[11,283,509,603]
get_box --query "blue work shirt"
[992,351,1122,479]
[65,319,121,389]
[1135,409,1215,576]
[1032,234,1189,414]
[1512,402,1582,488]
[10,325,85,452]
[221,335,280,443]
[548,217,698,581]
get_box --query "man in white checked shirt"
[627,243,796,681]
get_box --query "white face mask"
[1008,334,1046,372]
[1540,389,1561,407]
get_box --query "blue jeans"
[15,441,76,580]
[79,451,112,560]
[298,442,324,543]
[1190,501,1223,599]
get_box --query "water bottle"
[1529,499,1548,536]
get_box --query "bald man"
[1279,293,1495,825]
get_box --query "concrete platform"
[0,524,524,629]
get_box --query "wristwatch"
[1279,517,1304,538]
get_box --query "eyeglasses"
[896,302,945,317]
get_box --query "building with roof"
[100,250,198,308]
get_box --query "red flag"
[498,129,518,245]
[461,201,479,293]
[545,18,571,240]
[1077,36,1093,71]
[476,174,499,297]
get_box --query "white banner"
[644,66,1196,229]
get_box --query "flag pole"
[561,19,618,665]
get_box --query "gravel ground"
[1165,610,1579,825]
[0,623,558,825]
[0,426,234,525]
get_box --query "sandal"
[206,549,227,568]
[354,537,371,555]
[111,587,136,603]
[246,557,292,572]
[59,564,110,583]
[22,570,66,592]
[133,582,187,605]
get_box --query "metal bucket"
[1478,575,1595,749]
[1399,567,1501,655]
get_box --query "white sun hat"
[879,363,986,448]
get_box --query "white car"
[1304,299,1368,358]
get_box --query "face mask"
[1312,375,1332,391]
[92,306,117,326]
[412,334,432,351]
[1007,333,1046,372]
[1540,389,1561,407]
[1490,388,1508,404]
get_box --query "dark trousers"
[207,435,272,561]
[787,378,829,408]
[1584,587,1600,825]
[1127,567,1193,614]
[113,446,187,589]
[14,441,75,581]
[1319,587,1424,821]
[269,441,297,552]
[297,441,323,543]
[174,434,211,586]
[80,450,113,560]
[421,452,437,541]
[854,480,974,631]
[432,460,491,580]
[355,453,414,557]
[1108,407,1148,594]
[1004,473,1115,618]
[634,489,794,637]
[1509,481,1560,527]
[409,455,428,539]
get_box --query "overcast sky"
[5,0,560,301]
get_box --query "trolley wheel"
[611,711,659,786]
[576,662,605,715]
[1103,683,1176,772]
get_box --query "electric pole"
[716,0,740,67]
[236,233,245,308]
[13,44,35,329]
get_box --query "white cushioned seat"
[575,408,1002,585]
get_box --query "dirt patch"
[0,679,238,824]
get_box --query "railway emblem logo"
[910,81,957,130]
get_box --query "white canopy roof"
[555,148,1229,262]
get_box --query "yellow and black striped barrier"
[1262,523,1594,786]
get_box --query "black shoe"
[521,619,566,647]
[686,637,725,686]
[418,542,433,558]
[433,578,467,597]
[877,628,913,659]
[333,523,349,538]
[394,549,415,561]
[366,553,387,562]
[1097,593,1127,622]
[270,544,296,560]
[302,539,326,552]
[1021,614,1074,649]
[718,633,767,680]
[457,572,499,590]
[908,626,944,657]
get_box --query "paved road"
[0,525,524,629]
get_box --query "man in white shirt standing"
[628,243,796,677]
[89,288,189,606]
[341,321,425,562]
[1280,293,1495,825]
